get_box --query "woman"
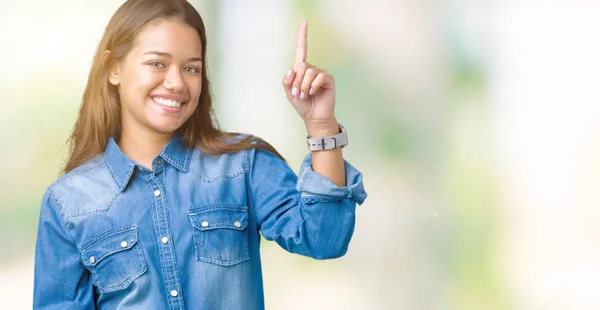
[33,0,367,309]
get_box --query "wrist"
[306,122,348,151]
[305,119,339,138]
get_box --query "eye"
[184,67,200,74]
[149,61,165,68]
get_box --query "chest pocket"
[188,205,250,266]
[80,226,147,293]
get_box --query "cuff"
[296,152,368,205]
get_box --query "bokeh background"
[2,0,600,309]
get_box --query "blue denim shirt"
[33,135,367,309]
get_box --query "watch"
[306,123,348,151]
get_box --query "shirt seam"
[244,148,259,235]
[47,187,79,245]
[187,167,245,182]
[53,161,104,186]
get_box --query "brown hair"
[63,0,283,173]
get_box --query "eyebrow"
[142,50,203,62]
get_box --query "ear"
[104,50,121,86]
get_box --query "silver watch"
[306,123,348,151]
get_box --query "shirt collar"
[104,134,192,191]
[104,137,135,192]
[158,133,192,173]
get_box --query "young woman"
[33,0,367,309]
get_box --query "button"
[234,221,242,228]
[201,221,209,227]
[170,290,178,297]
[161,237,169,244]
[156,159,162,166]
[89,256,96,264]
[121,241,128,248]
[154,190,161,197]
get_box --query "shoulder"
[44,154,120,220]
[187,134,250,181]
[187,134,282,180]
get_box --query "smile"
[152,97,183,108]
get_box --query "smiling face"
[108,17,203,138]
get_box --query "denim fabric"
[33,135,367,309]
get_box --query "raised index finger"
[295,21,308,64]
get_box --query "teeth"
[153,97,182,108]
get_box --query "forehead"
[131,18,202,56]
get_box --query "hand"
[282,21,338,134]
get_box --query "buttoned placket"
[141,162,185,310]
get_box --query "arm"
[259,21,366,258]
[305,120,346,187]
[33,189,95,309]
[249,148,366,259]
[282,21,347,188]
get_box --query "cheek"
[187,77,203,99]
[121,67,160,94]
[187,82,202,111]
[136,71,162,92]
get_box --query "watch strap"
[306,123,348,151]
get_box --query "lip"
[150,93,189,103]
[150,95,187,113]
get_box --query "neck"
[119,127,173,169]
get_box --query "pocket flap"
[81,226,139,267]
[188,206,249,231]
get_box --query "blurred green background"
[2,1,600,309]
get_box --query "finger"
[300,68,320,97]
[294,21,308,65]
[282,68,296,99]
[309,72,328,95]
[292,62,309,99]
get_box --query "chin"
[150,122,184,135]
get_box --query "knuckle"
[298,62,309,70]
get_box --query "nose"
[163,66,186,92]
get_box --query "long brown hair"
[64,0,283,173]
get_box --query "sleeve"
[33,188,95,309]
[248,148,367,259]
